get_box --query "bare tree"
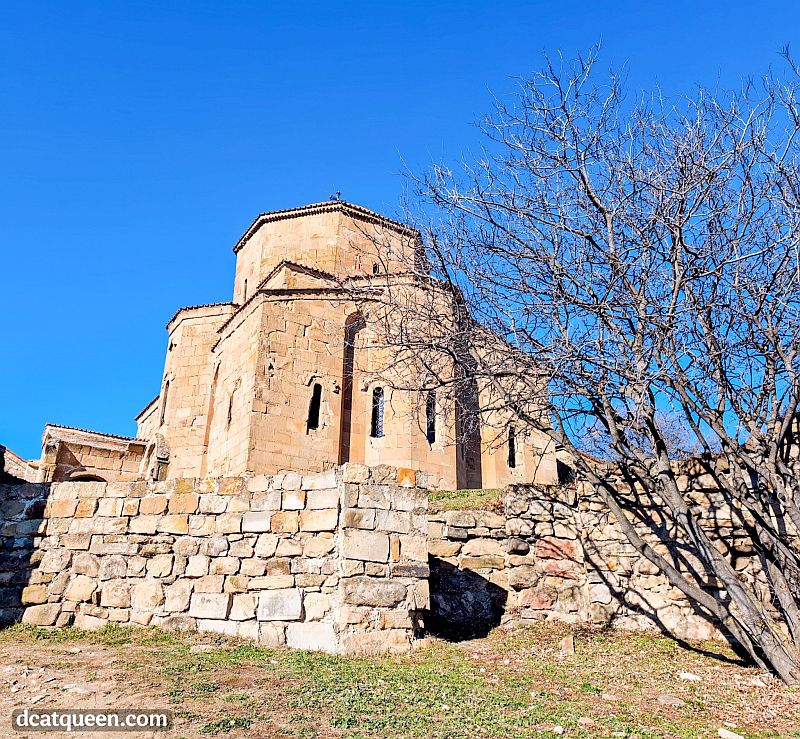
[355,48,800,684]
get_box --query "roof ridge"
[232,201,418,254]
[44,423,144,443]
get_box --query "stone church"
[28,201,557,490]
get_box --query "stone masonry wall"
[428,472,766,643]
[0,465,428,655]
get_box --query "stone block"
[242,511,272,533]
[508,565,539,590]
[460,555,505,571]
[129,515,160,535]
[169,493,199,514]
[215,513,242,534]
[165,580,194,612]
[218,478,244,496]
[341,577,406,607]
[101,580,131,608]
[340,629,411,655]
[198,495,228,514]
[535,537,578,560]
[246,474,272,493]
[342,530,389,562]
[282,490,306,510]
[428,539,461,557]
[22,603,61,626]
[185,555,210,577]
[132,580,164,611]
[189,592,232,620]
[21,585,48,605]
[306,488,339,510]
[303,536,335,557]
[224,575,250,593]
[300,509,338,532]
[158,515,189,535]
[286,622,338,653]
[259,623,286,647]
[271,511,299,533]
[64,575,97,602]
[139,496,168,515]
[230,593,257,621]
[396,468,416,487]
[358,485,390,510]
[542,560,584,580]
[194,575,224,593]
[257,589,303,621]
[341,463,369,484]
[375,510,411,533]
[343,508,376,529]
[72,552,100,577]
[74,499,97,517]
[147,554,174,578]
[301,470,337,490]
[208,557,240,575]
[48,499,78,518]
[462,539,505,557]
[250,575,295,590]
[251,491,281,510]
[254,534,279,558]
[74,612,107,631]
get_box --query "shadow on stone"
[0,483,50,628]
[427,556,507,641]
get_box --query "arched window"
[370,387,385,438]
[425,391,436,444]
[307,383,322,432]
[508,426,517,469]
[160,380,170,426]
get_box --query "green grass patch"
[428,488,502,512]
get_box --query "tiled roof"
[165,302,236,330]
[232,201,418,254]
[43,423,145,444]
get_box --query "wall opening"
[338,313,366,463]
[307,383,322,433]
[370,387,385,438]
[425,391,437,445]
[243,278,248,302]
[508,427,517,469]
[200,365,220,477]
[159,381,170,426]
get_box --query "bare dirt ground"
[0,623,798,739]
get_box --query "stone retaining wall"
[428,473,766,642]
[0,465,428,654]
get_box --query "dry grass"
[428,488,502,512]
[0,622,798,738]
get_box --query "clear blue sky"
[2,1,798,459]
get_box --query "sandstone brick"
[64,575,97,602]
[198,495,228,514]
[147,554,175,578]
[259,623,286,647]
[271,511,299,533]
[21,585,48,605]
[257,589,303,621]
[461,555,505,570]
[188,515,216,536]
[129,515,160,535]
[169,493,199,514]
[72,552,100,577]
[282,490,306,510]
[461,538,505,557]
[121,498,140,516]
[299,508,338,532]
[250,575,294,590]
[535,537,578,560]
[241,511,272,533]
[342,530,389,562]
[74,499,97,518]
[218,478,244,496]
[302,536,335,557]
[343,508,376,529]
[185,555,210,577]
[189,593,232,620]
[286,622,337,653]
[139,496,168,515]
[132,580,164,611]
[428,539,461,557]
[341,577,406,607]
[22,603,60,626]
[74,612,107,630]
[230,593,257,621]
[157,515,189,535]
[96,498,123,517]
[215,513,242,534]
[101,580,131,608]
[48,499,78,518]
[396,468,415,487]
[194,575,224,593]
[165,580,194,612]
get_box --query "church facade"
[34,202,557,490]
